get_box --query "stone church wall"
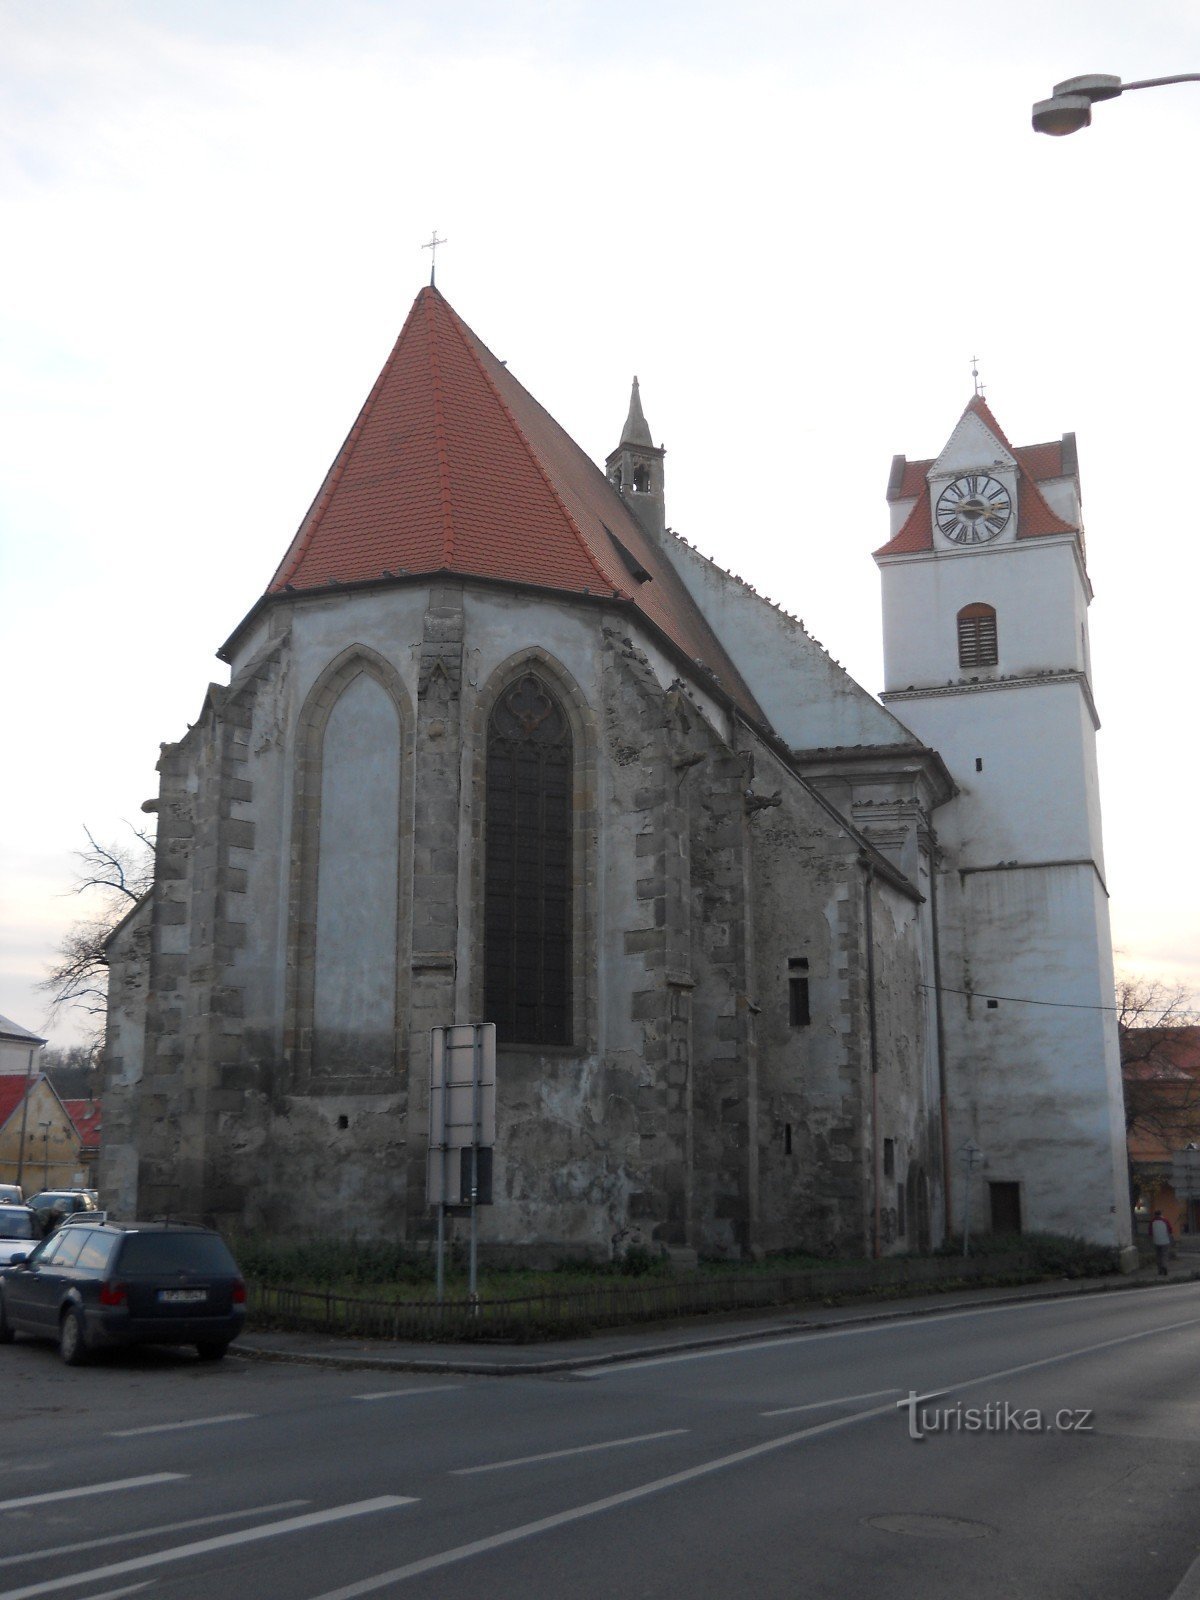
[104,580,936,1261]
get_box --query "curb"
[231,1268,1200,1377]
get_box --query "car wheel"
[0,1293,14,1344]
[59,1307,89,1366]
[196,1341,229,1362]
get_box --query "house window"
[883,1138,896,1179]
[788,958,810,1027]
[957,603,998,669]
[485,673,573,1045]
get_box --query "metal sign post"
[428,1024,496,1304]
[959,1140,985,1257]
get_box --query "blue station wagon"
[0,1221,246,1364]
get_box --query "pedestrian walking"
[1150,1210,1174,1277]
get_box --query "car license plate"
[158,1289,207,1304]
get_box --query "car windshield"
[0,1212,36,1240]
[117,1233,238,1275]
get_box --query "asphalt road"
[2,1282,1199,1600]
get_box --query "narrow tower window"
[485,673,573,1045]
[957,603,998,669]
[788,957,811,1027]
[632,464,651,493]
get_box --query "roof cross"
[422,230,447,287]
[970,354,984,398]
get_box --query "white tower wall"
[877,405,1131,1256]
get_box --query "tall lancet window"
[485,673,573,1045]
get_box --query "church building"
[101,285,1132,1263]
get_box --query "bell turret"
[605,376,666,538]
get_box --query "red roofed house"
[100,289,1131,1265]
[1124,1026,1200,1237]
[0,1072,99,1193]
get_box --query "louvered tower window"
[957,603,998,669]
[485,674,572,1045]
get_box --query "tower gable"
[929,409,1017,478]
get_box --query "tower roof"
[618,376,655,449]
[875,394,1078,557]
[250,287,762,720]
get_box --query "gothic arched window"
[957,603,998,669]
[485,673,573,1045]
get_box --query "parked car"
[25,1190,98,1236]
[0,1185,23,1206]
[0,1207,39,1265]
[0,1221,246,1364]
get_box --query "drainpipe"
[862,861,880,1259]
[928,863,953,1238]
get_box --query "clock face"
[935,475,1012,545]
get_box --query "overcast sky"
[2,0,1198,1047]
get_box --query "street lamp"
[1033,73,1200,135]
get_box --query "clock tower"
[874,396,1132,1256]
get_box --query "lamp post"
[39,1121,52,1188]
[1033,73,1200,136]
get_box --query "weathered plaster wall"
[938,862,1131,1248]
[110,579,937,1259]
[96,897,151,1216]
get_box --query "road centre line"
[452,1428,689,1475]
[309,1403,904,1599]
[1167,1543,1200,1600]
[0,1497,416,1600]
[305,1310,1200,1600]
[109,1413,256,1438]
[762,1388,902,1417]
[352,1386,461,1402]
[0,1477,185,1513]
[577,1281,1200,1374]
[0,1501,310,1570]
[72,1586,151,1600]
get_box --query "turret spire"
[620,376,655,449]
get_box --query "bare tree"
[1118,973,1200,1149]
[38,825,155,1058]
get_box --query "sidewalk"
[233,1254,1200,1377]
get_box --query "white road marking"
[0,1476,185,1513]
[0,1498,415,1600]
[307,1403,903,1599]
[108,1413,256,1438]
[577,1283,1200,1374]
[352,1385,461,1402]
[761,1387,901,1417]
[73,1586,152,1600]
[0,1500,310,1570]
[304,1310,1200,1599]
[452,1428,689,1475]
[1167,1544,1200,1600]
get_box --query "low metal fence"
[246,1252,1036,1343]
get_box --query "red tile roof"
[877,395,1078,557]
[62,1099,102,1148]
[0,1074,31,1130]
[264,287,764,720]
